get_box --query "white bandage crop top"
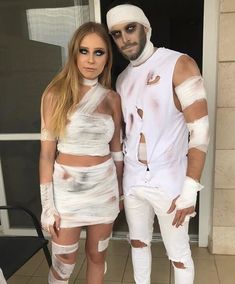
[41,83,115,156]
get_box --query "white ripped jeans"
[124,186,194,284]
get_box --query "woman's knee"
[86,248,105,265]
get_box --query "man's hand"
[167,196,195,228]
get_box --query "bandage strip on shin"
[48,269,68,284]
[111,151,124,161]
[175,76,209,153]
[40,182,59,228]
[175,176,203,209]
[51,241,78,279]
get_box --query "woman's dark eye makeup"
[79,48,105,56]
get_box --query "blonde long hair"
[42,22,113,137]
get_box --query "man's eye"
[79,48,88,54]
[95,50,105,56]
[111,31,121,39]
[126,25,136,33]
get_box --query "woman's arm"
[39,91,60,235]
[108,91,124,201]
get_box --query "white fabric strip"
[53,159,119,227]
[111,151,124,161]
[82,77,98,86]
[40,182,59,229]
[98,236,111,252]
[57,83,114,156]
[52,241,79,254]
[0,268,7,284]
[175,176,204,209]
[106,4,151,35]
[48,269,68,284]
[41,128,57,141]
[52,254,75,280]
[175,76,207,111]
[187,115,210,153]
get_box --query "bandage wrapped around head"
[106,4,154,66]
[40,182,59,231]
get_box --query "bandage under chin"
[175,176,203,209]
[51,241,78,280]
[111,151,124,161]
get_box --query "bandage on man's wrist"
[175,176,204,210]
[40,182,59,227]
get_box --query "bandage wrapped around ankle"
[40,182,59,228]
[175,176,204,209]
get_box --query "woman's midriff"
[56,152,111,167]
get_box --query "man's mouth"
[122,43,137,51]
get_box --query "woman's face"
[76,33,108,80]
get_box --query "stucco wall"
[211,0,235,254]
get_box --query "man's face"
[110,22,147,60]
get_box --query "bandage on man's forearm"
[40,182,59,227]
[175,176,204,209]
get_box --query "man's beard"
[121,33,147,61]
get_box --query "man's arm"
[168,55,209,227]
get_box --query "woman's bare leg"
[85,223,113,284]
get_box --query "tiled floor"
[7,240,235,284]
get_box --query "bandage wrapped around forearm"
[40,182,59,228]
[175,176,204,209]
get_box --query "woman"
[39,22,123,284]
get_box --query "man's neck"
[130,40,155,67]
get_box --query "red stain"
[127,84,135,97]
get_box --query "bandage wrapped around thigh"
[175,176,204,209]
[40,182,59,228]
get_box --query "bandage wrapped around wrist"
[40,182,59,228]
[175,176,204,209]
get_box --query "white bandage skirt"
[53,158,119,228]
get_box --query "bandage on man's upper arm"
[175,76,210,153]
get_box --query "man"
[106,2,209,284]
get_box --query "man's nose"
[121,32,129,44]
